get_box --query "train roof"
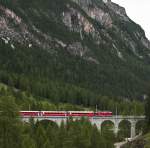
[20,111,112,113]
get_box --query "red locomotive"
[20,111,112,117]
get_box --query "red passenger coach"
[95,111,112,117]
[43,111,67,116]
[20,111,112,117]
[20,111,39,117]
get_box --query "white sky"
[111,0,150,40]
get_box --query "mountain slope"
[0,0,150,103]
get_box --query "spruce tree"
[0,96,22,148]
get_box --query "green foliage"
[36,118,116,148]
[0,95,116,148]
[0,85,145,148]
[0,96,22,148]
[0,0,148,146]
[145,95,150,130]
[0,0,150,102]
[0,83,145,115]
[22,135,36,148]
[144,133,150,148]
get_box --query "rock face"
[62,7,95,33]
[0,0,150,98]
[72,0,112,28]
[0,0,150,59]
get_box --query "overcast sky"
[111,0,150,40]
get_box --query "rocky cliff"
[0,0,150,99]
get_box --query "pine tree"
[145,95,150,129]
[55,121,66,148]
[0,96,22,148]
[35,124,47,148]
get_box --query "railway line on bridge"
[20,111,145,138]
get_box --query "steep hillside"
[0,0,150,104]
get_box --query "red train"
[20,111,112,117]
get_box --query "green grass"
[143,133,150,147]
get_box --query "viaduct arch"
[21,115,145,138]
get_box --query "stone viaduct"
[21,115,145,138]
